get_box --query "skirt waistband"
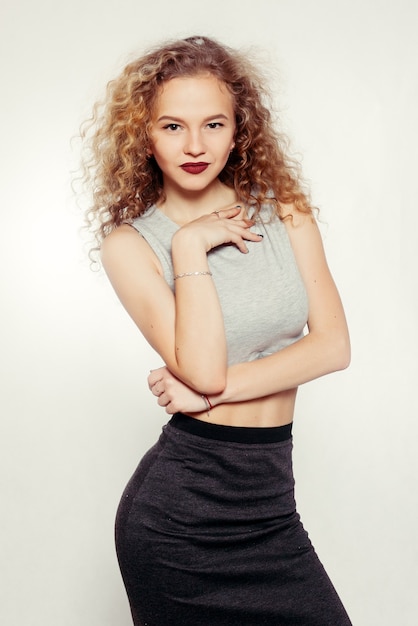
[169,413,292,444]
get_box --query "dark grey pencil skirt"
[115,413,352,626]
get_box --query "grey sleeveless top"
[130,204,308,366]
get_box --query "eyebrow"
[156,113,230,123]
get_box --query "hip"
[117,415,298,539]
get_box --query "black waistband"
[169,413,292,444]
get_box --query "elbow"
[313,328,350,375]
[332,331,351,371]
[183,367,227,396]
[174,354,227,395]
[171,365,226,396]
[192,374,227,396]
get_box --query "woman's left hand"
[148,367,209,414]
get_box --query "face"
[149,74,236,195]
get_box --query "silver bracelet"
[173,271,213,280]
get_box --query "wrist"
[201,394,214,411]
[172,228,207,254]
[172,236,209,275]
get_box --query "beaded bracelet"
[173,271,212,280]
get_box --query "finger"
[158,392,170,407]
[165,402,175,415]
[244,231,264,241]
[224,231,250,254]
[229,218,255,229]
[151,383,163,397]
[218,206,242,219]
[148,370,164,388]
[148,376,162,391]
[224,221,264,240]
[226,230,264,253]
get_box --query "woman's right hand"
[148,366,212,414]
[173,205,263,254]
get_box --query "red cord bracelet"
[201,394,213,411]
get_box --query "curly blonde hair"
[80,36,313,256]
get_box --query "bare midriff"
[188,387,298,428]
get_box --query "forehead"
[153,74,234,117]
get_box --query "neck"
[157,180,237,225]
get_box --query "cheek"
[148,140,165,161]
[148,129,164,156]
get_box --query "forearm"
[166,206,265,393]
[148,328,350,415]
[150,209,351,410]
[171,231,227,394]
[205,209,350,406]
[211,328,351,405]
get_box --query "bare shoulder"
[279,202,316,231]
[99,223,168,329]
[282,205,325,264]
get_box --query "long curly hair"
[80,36,313,257]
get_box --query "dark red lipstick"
[180,162,209,174]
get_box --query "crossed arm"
[101,205,350,413]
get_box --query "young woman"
[82,36,352,626]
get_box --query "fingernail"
[256,233,264,238]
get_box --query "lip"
[180,162,209,175]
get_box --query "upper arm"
[101,225,179,372]
[284,210,350,364]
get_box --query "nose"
[184,130,206,156]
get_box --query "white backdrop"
[1,1,417,624]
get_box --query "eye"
[207,122,223,129]
[163,123,181,131]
